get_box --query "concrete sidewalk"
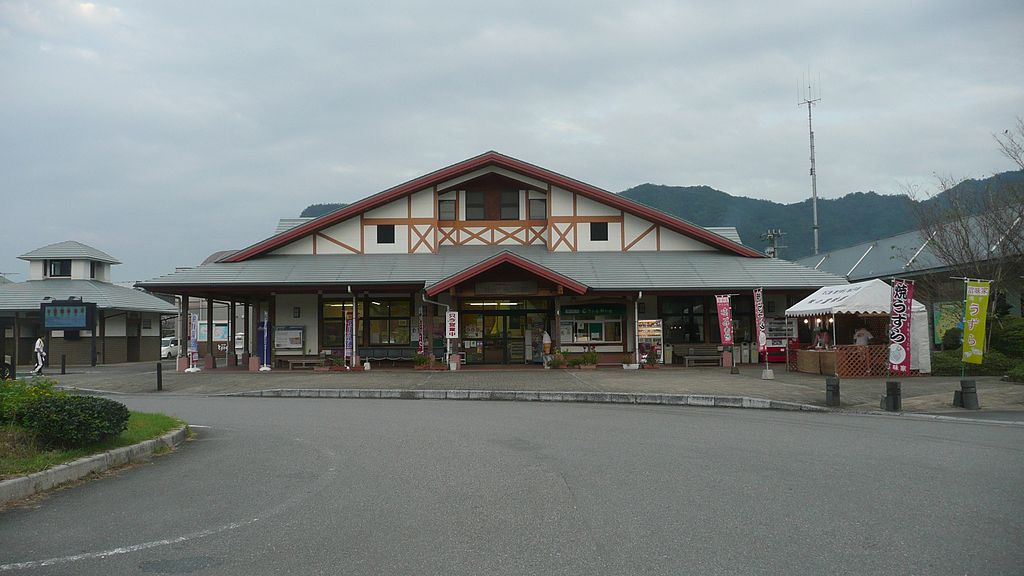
[39,360,1024,414]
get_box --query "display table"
[795,345,886,377]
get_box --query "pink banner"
[715,295,734,345]
[753,288,767,353]
[887,279,914,374]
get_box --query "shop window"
[376,224,395,244]
[438,199,456,221]
[366,299,412,345]
[529,198,546,220]
[661,296,705,344]
[322,302,361,348]
[590,222,608,242]
[48,259,71,277]
[500,190,519,220]
[465,190,485,220]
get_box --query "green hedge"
[0,378,65,423]
[930,349,1021,377]
[991,317,1024,359]
[18,395,129,448]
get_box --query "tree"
[906,117,1024,315]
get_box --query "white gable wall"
[659,228,715,251]
[578,221,622,251]
[270,236,315,255]
[575,195,619,217]
[550,187,574,217]
[623,213,658,251]
[410,189,433,217]
[364,198,407,219]
[318,218,361,253]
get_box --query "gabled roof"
[0,279,177,313]
[19,241,121,264]
[223,151,764,262]
[424,251,589,297]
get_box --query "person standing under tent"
[854,326,873,346]
[32,336,46,375]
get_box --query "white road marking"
[0,518,259,571]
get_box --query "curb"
[0,426,188,506]
[214,388,829,412]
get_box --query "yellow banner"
[962,281,990,365]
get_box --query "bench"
[359,347,419,366]
[682,345,723,367]
[280,357,325,370]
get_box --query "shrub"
[413,353,430,367]
[941,327,962,351]
[930,349,1017,377]
[19,395,129,448]
[580,351,599,366]
[0,378,65,423]
[1007,363,1024,383]
[548,353,566,368]
[990,317,1024,359]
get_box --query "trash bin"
[825,376,841,407]
[960,380,979,410]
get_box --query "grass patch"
[0,411,184,480]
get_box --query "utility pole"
[761,229,787,259]
[799,76,822,254]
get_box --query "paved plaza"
[37,360,1024,414]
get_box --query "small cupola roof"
[18,241,121,264]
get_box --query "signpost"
[446,311,459,370]
[185,313,201,372]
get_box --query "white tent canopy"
[785,279,931,373]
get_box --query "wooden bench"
[682,345,723,367]
[281,357,325,370]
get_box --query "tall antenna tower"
[798,74,822,254]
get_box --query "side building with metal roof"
[1,241,177,369]
[139,151,845,370]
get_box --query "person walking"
[32,336,46,375]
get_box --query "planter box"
[622,363,640,370]
[642,363,660,369]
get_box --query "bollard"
[884,381,902,412]
[960,379,979,410]
[61,354,66,375]
[825,376,841,407]
[156,362,163,391]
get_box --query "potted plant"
[622,353,639,370]
[328,356,348,371]
[413,353,431,370]
[578,350,598,369]
[643,350,660,369]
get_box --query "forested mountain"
[620,171,1022,258]
[299,171,1023,259]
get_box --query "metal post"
[61,354,66,375]
[90,327,97,367]
[156,361,163,391]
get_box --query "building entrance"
[459,300,549,365]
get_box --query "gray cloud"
[1,0,1021,282]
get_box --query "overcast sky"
[2,0,1022,282]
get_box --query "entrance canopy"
[785,278,930,372]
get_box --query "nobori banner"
[446,311,459,339]
[887,279,914,374]
[715,295,734,345]
[753,288,767,353]
[963,280,991,365]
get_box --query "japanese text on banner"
[753,288,767,353]
[715,295,734,345]
[962,280,990,365]
[887,279,914,374]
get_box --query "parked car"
[161,337,181,358]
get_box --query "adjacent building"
[139,151,845,368]
[0,241,177,366]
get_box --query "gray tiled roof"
[0,279,177,313]
[795,229,944,281]
[18,241,121,264]
[139,246,846,292]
